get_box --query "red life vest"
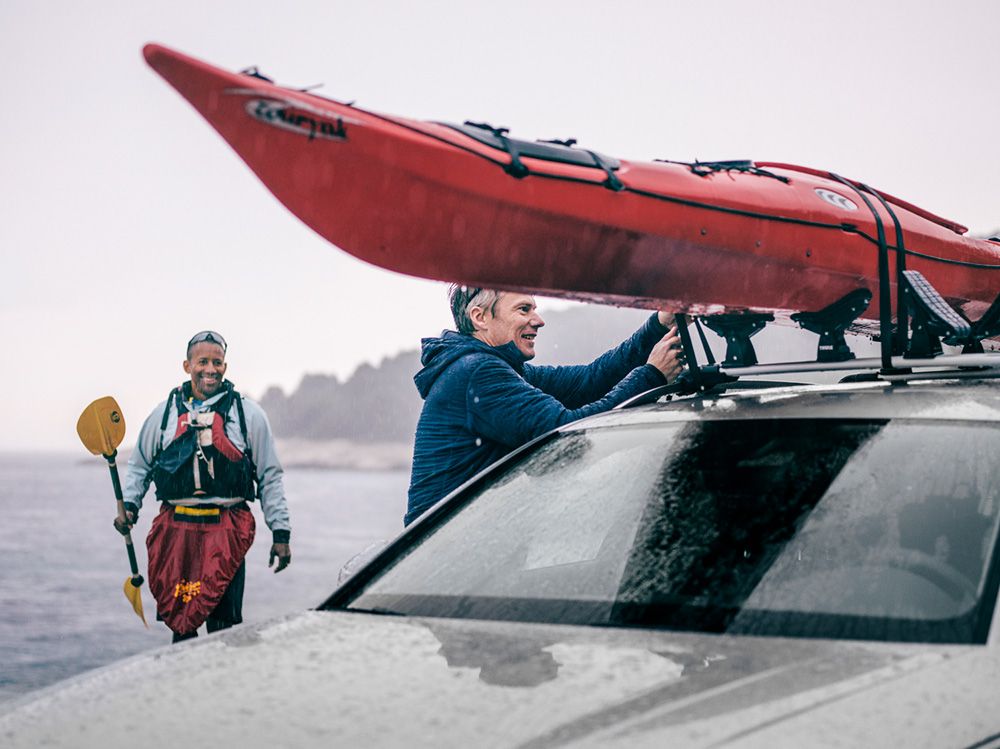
[151,383,256,501]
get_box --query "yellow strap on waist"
[173,505,221,518]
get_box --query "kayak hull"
[143,44,1000,321]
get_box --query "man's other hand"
[113,510,136,536]
[269,543,291,573]
[647,327,685,382]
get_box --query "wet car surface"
[3,376,1000,747]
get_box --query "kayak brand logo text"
[244,98,348,142]
[814,188,858,212]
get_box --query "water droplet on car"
[475,438,482,447]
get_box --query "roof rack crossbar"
[791,288,872,362]
[718,352,1000,377]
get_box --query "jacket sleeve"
[468,357,666,448]
[123,400,170,512]
[242,398,291,544]
[524,313,669,407]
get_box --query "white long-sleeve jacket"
[123,384,291,542]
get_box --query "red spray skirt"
[147,503,255,635]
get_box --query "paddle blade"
[123,577,148,627]
[77,397,126,457]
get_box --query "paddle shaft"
[105,452,141,578]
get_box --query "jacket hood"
[414,331,527,398]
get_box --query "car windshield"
[341,418,1000,643]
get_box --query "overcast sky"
[2,1,998,451]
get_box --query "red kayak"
[143,43,1000,322]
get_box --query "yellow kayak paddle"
[76,397,148,627]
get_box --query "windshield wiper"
[341,605,407,617]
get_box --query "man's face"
[474,293,545,359]
[183,342,227,400]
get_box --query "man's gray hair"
[449,284,502,335]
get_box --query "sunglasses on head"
[187,330,227,352]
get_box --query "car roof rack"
[620,269,1000,409]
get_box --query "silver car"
[3,361,1000,747]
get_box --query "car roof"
[569,376,1000,429]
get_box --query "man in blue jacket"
[405,287,684,525]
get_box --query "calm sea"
[0,452,406,703]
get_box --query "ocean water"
[0,452,406,704]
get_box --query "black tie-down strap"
[464,121,528,178]
[538,140,622,191]
[540,138,623,191]
[828,173,901,371]
[670,313,737,394]
[585,149,623,191]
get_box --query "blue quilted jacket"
[405,313,669,525]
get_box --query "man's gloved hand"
[113,505,138,535]
[647,326,685,383]
[269,543,291,573]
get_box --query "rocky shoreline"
[275,439,412,471]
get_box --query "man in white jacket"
[115,330,291,642]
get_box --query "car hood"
[2,610,997,748]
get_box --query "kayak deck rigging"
[230,63,990,271]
